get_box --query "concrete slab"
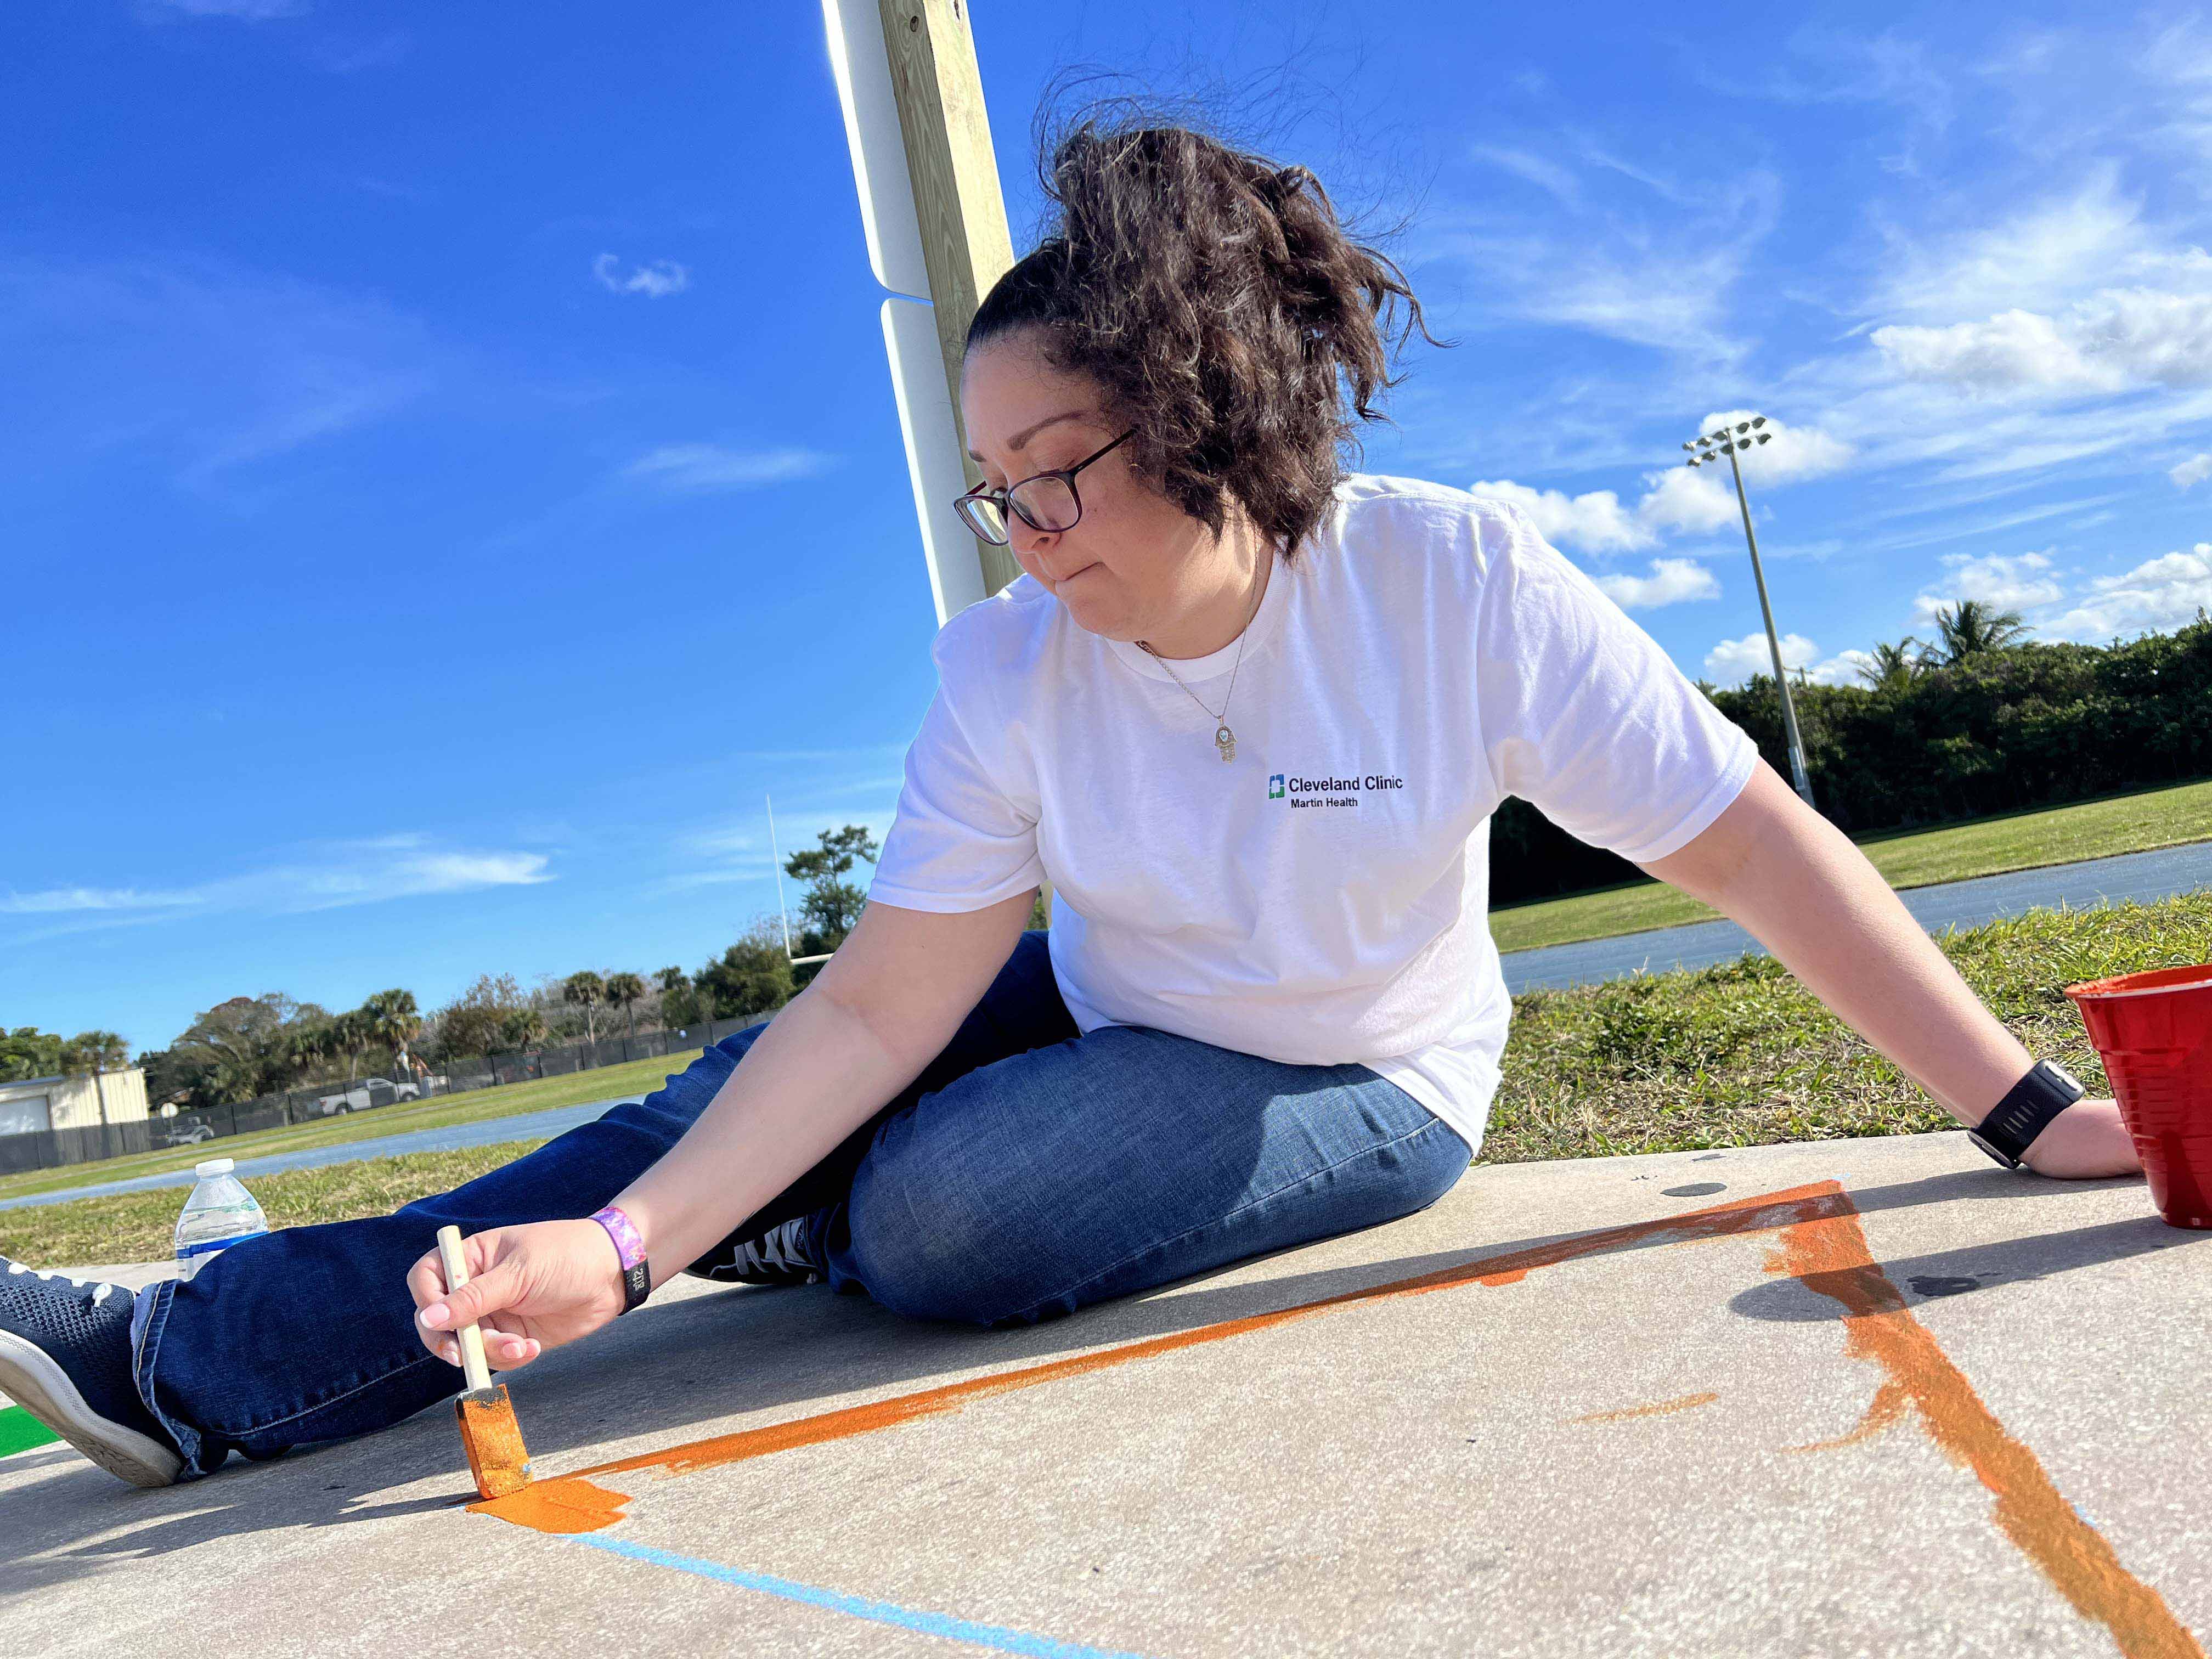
[4,1132,2209,1657]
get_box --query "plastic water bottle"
[174,1158,269,1282]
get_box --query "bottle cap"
[194,1158,235,1178]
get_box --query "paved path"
[0,1098,629,1215]
[5,1132,2207,1656]
[1502,838,2212,994]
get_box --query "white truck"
[314,1076,421,1116]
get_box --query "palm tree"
[1932,600,2030,664]
[286,1018,337,1084]
[561,970,606,1047]
[333,1007,376,1082]
[1856,637,1933,692]
[499,1006,546,1053]
[603,972,647,1041]
[360,988,422,1079]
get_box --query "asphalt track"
[10,840,2207,1217]
[1499,837,2212,994]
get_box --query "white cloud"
[1469,479,1650,551]
[2045,545,2212,639]
[2172,454,2212,488]
[1593,557,1720,610]
[0,836,551,931]
[1691,410,1857,484]
[1807,648,1880,686]
[1705,631,1821,685]
[1474,413,1850,555]
[592,253,690,298]
[622,444,831,493]
[1872,289,2212,397]
[1910,551,2066,623]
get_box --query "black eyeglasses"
[953,430,1132,545]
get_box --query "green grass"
[1481,889,2212,1165]
[0,1140,548,1267]
[1488,777,2212,955]
[0,1049,704,1205]
[8,892,2208,1271]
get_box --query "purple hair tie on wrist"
[590,1205,652,1313]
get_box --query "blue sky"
[8,2,2212,1056]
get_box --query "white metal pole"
[1726,442,1816,808]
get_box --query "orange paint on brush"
[1572,1390,1719,1424]
[1770,1210,2204,1659]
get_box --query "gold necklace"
[1136,557,1270,764]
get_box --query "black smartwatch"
[1967,1059,2086,1170]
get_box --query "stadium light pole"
[1683,416,1816,808]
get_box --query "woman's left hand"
[2021,1097,2141,1179]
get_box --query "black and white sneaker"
[686,1217,823,1288]
[0,1257,182,1488]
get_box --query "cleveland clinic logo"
[1267,770,1403,810]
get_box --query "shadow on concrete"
[1730,1212,2205,1322]
[4,1157,2193,1590]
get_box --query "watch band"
[1967,1059,2086,1169]
[589,1205,652,1314]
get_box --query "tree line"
[117,825,887,1115]
[1492,604,2212,906]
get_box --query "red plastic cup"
[2064,962,2212,1230]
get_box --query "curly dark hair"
[967,110,1444,563]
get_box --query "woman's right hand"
[405,1218,628,1374]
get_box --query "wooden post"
[874,0,1021,600]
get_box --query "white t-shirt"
[865,473,1759,1154]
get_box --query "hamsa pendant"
[1216,724,1237,762]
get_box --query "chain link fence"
[0,1012,776,1177]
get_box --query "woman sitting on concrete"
[0,114,2140,1489]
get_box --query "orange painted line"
[471,1178,2208,1656]
[1572,1390,1719,1424]
[473,1183,1850,1532]
[1771,1207,2203,1659]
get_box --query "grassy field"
[9,891,2207,1268]
[0,1049,705,1205]
[1488,776,2212,956]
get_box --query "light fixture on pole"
[1684,414,1816,808]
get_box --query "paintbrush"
[435,1223,534,1499]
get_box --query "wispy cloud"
[2,835,551,936]
[622,443,833,494]
[0,252,437,488]
[592,253,690,298]
[137,0,306,18]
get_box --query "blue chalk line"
[568,1533,1160,1658]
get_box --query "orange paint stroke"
[1770,1208,2203,1659]
[469,1178,2205,1658]
[473,1184,1851,1532]
[1787,1378,1909,1455]
[1572,1390,1719,1424]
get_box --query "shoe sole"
[0,1328,182,1488]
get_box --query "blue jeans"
[131,931,1471,1480]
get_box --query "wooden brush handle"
[434,1224,494,1393]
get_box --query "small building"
[0,1068,150,1139]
